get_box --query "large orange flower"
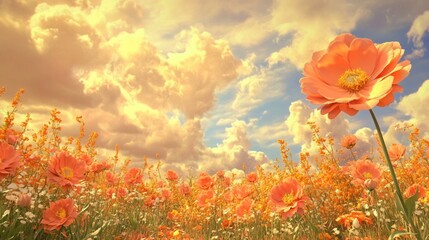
[269,178,309,219]
[47,151,86,188]
[300,33,411,119]
[0,141,21,180]
[41,198,78,232]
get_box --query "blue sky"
[1,0,429,174]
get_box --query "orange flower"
[47,151,86,188]
[232,184,253,200]
[197,189,214,207]
[246,172,258,183]
[269,178,309,219]
[345,159,382,190]
[124,168,143,185]
[165,170,179,181]
[0,141,21,180]
[195,173,214,190]
[336,211,373,229]
[341,135,358,149]
[404,184,426,199]
[388,143,406,162]
[300,33,411,119]
[179,182,191,196]
[236,197,253,218]
[41,198,78,232]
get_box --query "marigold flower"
[124,168,143,185]
[404,184,426,200]
[41,198,78,232]
[300,33,411,119]
[345,159,382,190]
[341,135,358,149]
[0,141,21,180]
[336,211,373,229]
[269,178,309,219]
[388,143,406,162]
[47,151,86,188]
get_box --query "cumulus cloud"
[406,10,429,59]
[267,0,367,69]
[395,79,429,138]
[0,0,274,176]
[284,100,374,162]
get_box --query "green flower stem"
[369,109,422,240]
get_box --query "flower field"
[1,33,429,239]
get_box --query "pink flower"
[269,178,309,219]
[124,168,143,185]
[232,184,253,200]
[341,135,358,149]
[300,33,411,119]
[388,143,406,162]
[47,151,86,188]
[41,198,78,232]
[0,141,21,180]
[346,159,382,190]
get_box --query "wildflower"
[47,151,86,188]
[269,178,309,219]
[197,190,214,207]
[165,170,179,181]
[404,184,426,199]
[300,33,411,119]
[246,172,258,183]
[336,211,373,229]
[179,182,191,196]
[195,173,214,190]
[236,197,253,218]
[41,198,78,232]
[89,161,111,173]
[232,184,253,200]
[105,171,118,185]
[124,168,143,185]
[341,135,358,149]
[0,141,21,180]
[345,159,382,190]
[388,143,406,162]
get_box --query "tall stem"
[369,109,422,240]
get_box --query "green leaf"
[388,230,415,240]
[404,188,419,219]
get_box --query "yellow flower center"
[338,69,370,92]
[61,167,74,179]
[282,193,295,205]
[56,208,67,219]
[362,172,373,180]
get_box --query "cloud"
[267,0,367,69]
[406,10,429,59]
[396,79,429,137]
[284,100,375,161]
